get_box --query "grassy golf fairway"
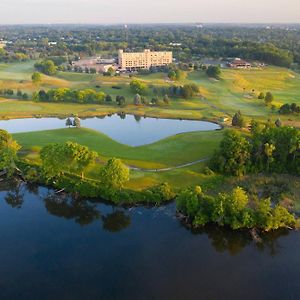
[13,128,224,190]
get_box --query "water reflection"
[44,194,100,226]
[102,209,131,233]
[0,181,294,256]
[0,114,221,146]
[5,182,24,209]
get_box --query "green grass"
[13,127,223,167]
[13,127,223,190]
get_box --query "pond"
[0,115,221,146]
[0,182,299,300]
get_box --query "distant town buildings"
[118,49,173,70]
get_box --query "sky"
[0,0,299,24]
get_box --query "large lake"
[0,115,221,146]
[0,182,299,300]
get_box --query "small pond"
[0,182,299,300]
[0,114,221,146]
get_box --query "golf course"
[0,60,299,198]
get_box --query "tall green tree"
[40,142,97,180]
[210,130,251,176]
[32,72,42,84]
[264,92,274,105]
[130,79,147,95]
[0,130,21,176]
[100,158,129,191]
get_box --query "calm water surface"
[0,115,221,146]
[0,182,299,300]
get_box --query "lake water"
[0,182,299,300]
[0,115,221,146]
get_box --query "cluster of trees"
[65,116,81,128]
[0,130,21,176]
[32,72,42,84]
[206,66,221,79]
[232,111,245,128]
[0,89,28,100]
[167,69,186,81]
[0,48,29,63]
[0,89,14,96]
[211,125,300,176]
[0,89,29,100]
[130,79,148,95]
[154,84,199,99]
[176,186,295,231]
[34,60,57,75]
[279,103,300,114]
[129,79,198,100]
[258,91,274,105]
[40,142,130,196]
[32,88,106,104]
[40,141,97,180]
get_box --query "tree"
[206,66,221,79]
[67,142,98,178]
[105,95,112,102]
[133,93,142,105]
[163,94,170,104]
[232,111,245,128]
[100,158,129,191]
[73,117,81,128]
[116,95,125,106]
[130,79,147,95]
[264,143,276,171]
[40,142,97,180]
[168,70,176,80]
[210,130,251,176]
[275,118,282,127]
[258,92,265,99]
[66,117,73,128]
[34,60,57,75]
[182,84,199,99]
[32,72,42,84]
[0,130,21,176]
[264,92,274,105]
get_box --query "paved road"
[128,158,210,173]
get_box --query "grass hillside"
[13,128,223,190]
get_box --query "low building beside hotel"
[228,58,251,69]
[118,49,172,70]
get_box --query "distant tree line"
[279,103,300,114]
[32,88,106,104]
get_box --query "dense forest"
[0,24,300,67]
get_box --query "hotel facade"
[118,49,172,70]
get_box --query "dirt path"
[128,158,209,172]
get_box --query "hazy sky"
[0,0,299,24]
